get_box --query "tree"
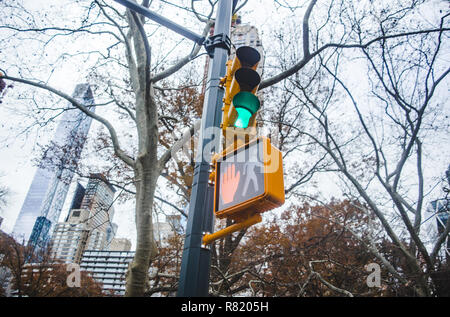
[0,0,213,296]
[261,0,450,296]
[0,182,8,213]
[145,233,184,296]
[209,200,376,296]
[0,232,103,297]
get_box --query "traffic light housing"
[212,136,284,222]
[203,47,281,246]
[221,46,261,140]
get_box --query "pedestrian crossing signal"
[213,137,284,222]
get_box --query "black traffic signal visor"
[235,68,261,92]
[236,46,261,68]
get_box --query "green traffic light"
[232,91,260,129]
[234,108,253,128]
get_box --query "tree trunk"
[125,159,159,296]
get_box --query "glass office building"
[12,84,95,244]
[28,216,52,251]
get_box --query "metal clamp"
[204,33,231,58]
[201,231,211,249]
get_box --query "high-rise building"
[109,238,132,252]
[27,216,52,251]
[229,17,264,76]
[50,208,91,263]
[201,15,264,93]
[427,198,450,260]
[66,182,86,218]
[80,250,135,296]
[80,174,116,235]
[50,174,117,263]
[12,84,95,244]
[426,165,450,260]
[153,214,182,246]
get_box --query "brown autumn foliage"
[156,79,204,202]
[146,233,185,296]
[17,263,104,297]
[211,200,387,296]
[219,199,450,297]
[0,232,103,297]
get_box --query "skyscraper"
[12,84,95,244]
[50,208,91,263]
[66,182,86,218]
[201,14,264,97]
[50,174,117,263]
[79,173,116,235]
[229,17,264,76]
[27,216,52,251]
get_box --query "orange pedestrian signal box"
[213,137,285,222]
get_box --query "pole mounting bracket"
[204,33,231,58]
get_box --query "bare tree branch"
[150,20,214,83]
[0,73,135,167]
[261,27,450,89]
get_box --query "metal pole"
[113,0,205,45]
[177,0,233,297]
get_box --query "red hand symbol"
[221,164,240,204]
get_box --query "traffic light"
[222,46,261,132]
